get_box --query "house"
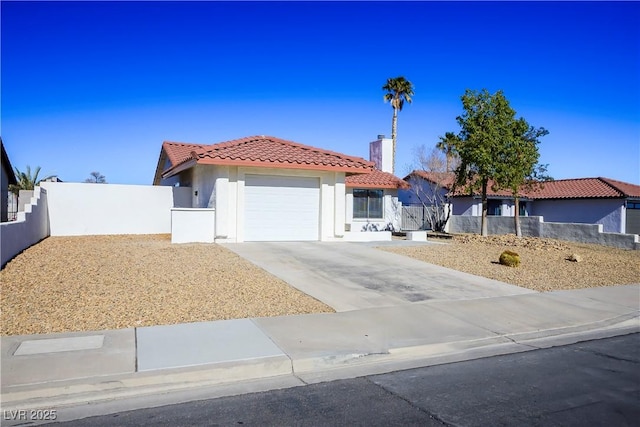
[1,139,18,223]
[153,135,407,242]
[400,171,640,235]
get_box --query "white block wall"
[1,186,49,267]
[171,208,215,243]
[41,182,180,236]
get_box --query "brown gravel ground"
[382,234,640,293]
[2,234,638,336]
[0,235,334,336]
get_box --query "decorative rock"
[567,254,582,262]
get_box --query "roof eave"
[162,158,198,179]
[346,182,408,189]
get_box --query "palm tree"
[9,165,52,195]
[383,76,414,174]
[436,132,460,172]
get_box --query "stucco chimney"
[369,136,393,173]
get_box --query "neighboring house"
[153,135,407,242]
[1,139,18,222]
[399,170,454,208]
[401,171,640,235]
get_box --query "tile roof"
[346,169,410,189]
[526,177,640,199]
[407,170,640,199]
[162,141,206,166]
[162,135,375,177]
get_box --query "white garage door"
[244,175,320,241]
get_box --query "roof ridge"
[196,135,374,166]
[596,177,624,197]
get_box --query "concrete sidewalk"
[1,284,638,419]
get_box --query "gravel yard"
[0,235,333,336]
[382,234,639,292]
[1,234,638,336]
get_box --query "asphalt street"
[42,333,639,427]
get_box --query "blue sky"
[2,1,639,185]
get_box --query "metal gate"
[401,205,430,231]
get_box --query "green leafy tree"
[383,76,414,174]
[85,171,107,183]
[8,166,52,195]
[451,89,546,237]
[493,121,551,236]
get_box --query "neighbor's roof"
[406,170,640,199]
[529,177,640,199]
[1,138,17,185]
[346,169,410,189]
[159,135,375,179]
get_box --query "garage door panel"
[245,175,320,241]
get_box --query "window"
[519,201,528,216]
[487,200,502,216]
[353,189,383,219]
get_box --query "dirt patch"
[381,234,640,292]
[0,235,333,336]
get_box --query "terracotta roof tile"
[522,177,640,199]
[407,171,640,199]
[599,177,640,198]
[163,136,375,176]
[162,141,206,166]
[346,169,409,189]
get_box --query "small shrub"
[499,250,520,267]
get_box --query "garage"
[244,174,320,241]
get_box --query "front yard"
[2,234,638,336]
[382,234,640,292]
[0,235,333,335]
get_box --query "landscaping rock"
[567,254,583,262]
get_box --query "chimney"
[369,135,393,173]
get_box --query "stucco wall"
[451,196,475,216]
[41,182,190,236]
[449,215,543,236]
[531,198,624,233]
[1,186,49,267]
[449,215,639,250]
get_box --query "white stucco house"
[400,171,640,235]
[153,135,407,242]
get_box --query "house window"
[487,200,502,216]
[519,201,528,216]
[353,189,383,219]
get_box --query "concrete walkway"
[2,284,638,420]
[223,242,534,311]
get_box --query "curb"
[1,355,292,411]
[2,315,637,413]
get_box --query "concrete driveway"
[223,242,534,311]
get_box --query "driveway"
[222,242,534,311]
